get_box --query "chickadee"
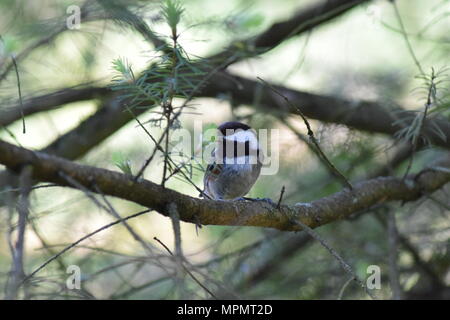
[202,121,262,200]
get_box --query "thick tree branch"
[201,73,450,149]
[0,1,163,83]
[0,96,127,191]
[1,0,371,130]
[4,71,450,164]
[0,86,109,127]
[1,0,367,119]
[6,70,450,161]
[236,234,312,290]
[254,0,369,49]
[0,0,395,186]
[209,0,370,64]
[39,97,134,160]
[0,140,449,232]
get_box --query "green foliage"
[0,35,19,55]
[425,67,450,116]
[162,0,184,32]
[109,0,210,189]
[111,57,135,83]
[1,0,449,301]
[394,67,449,145]
[110,47,207,117]
[393,110,428,145]
[112,152,133,175]
[109,1,207,116]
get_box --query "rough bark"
[1,139,449,232]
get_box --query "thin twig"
[0,26,67,83]
[337,277,354,300]
[0,183,59,196]
[132,56,236,198]
[6,166,32,299]
[93,183,155,254]
[22,209,151,284]
[168,202,185,298]
[1,125,23,147]
[387,209,403,300]
[1,33,25,134]
[161,27,179,187]
[391,0,425,76]
[375,212,443,292]
[153,236,217,299]
[128,107,207,197]
[258,77,353,190]
[59,173,177,282]
[134,55,235,181]
[289,218,376,299]
[279,116,345,180]
[11,56,25,134]
[168,203,183,257]
[276,186,286,209]
[403,68,436,178]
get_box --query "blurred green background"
[0,0,449,299]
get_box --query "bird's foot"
[235,197,277,207]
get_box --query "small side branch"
[6,166,32,299]
[23,209,151,284]
[0,139,449,232]
[387,209,403,300]
[154,237,217,299]
[289,218,376,299]
[258,77,353,190]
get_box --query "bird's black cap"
[218,121,251,136]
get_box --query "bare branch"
[200,73,450,150]
[259,76,353,189]
[0,86,109,128]
[5,165,32,299]
[287,218,377,299]
[387,209,403,300]
[1,139,449,233]
[22,209,151,284]
[209,0,370,65]
[153,237,217,299]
